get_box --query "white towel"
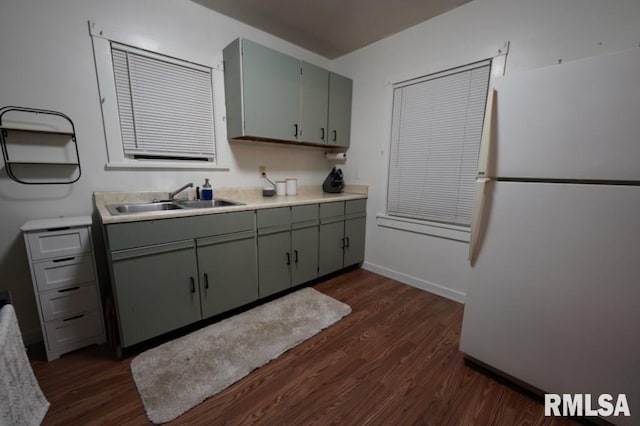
[0,305,50,426]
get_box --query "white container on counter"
[276,181,286,196]
[286,178,298,196]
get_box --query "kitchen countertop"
[95,185,368,224]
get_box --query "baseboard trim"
[362,261,466,304]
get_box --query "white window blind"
[387,61,491,226]
[111,44,215,161]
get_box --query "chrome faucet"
[169,182,194,199]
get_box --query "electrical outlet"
[258,165,266,176]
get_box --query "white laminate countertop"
[95,185,368,224]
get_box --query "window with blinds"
[111,44,216,161]
[387,61,491,227]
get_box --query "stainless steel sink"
[176,199,244,209]
[106,198,244,215]
[106,202,185,215]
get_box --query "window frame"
[377,44,508,242]
[89,20,229,170]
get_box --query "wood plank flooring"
[30,269,580,425]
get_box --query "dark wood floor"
[30,269,579,425]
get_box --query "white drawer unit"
[22,216,106,361]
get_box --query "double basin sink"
[106,199,244,215]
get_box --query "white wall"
[0,0,336,342]
[332,0,640,301]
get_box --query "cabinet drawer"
[257,207,291,229]
[107,211,255,251]
[39,284,100,322]
[33,254,95,292]
[320,201,345,219]
[43,310,103,352]
[346,199,367,219]
[26,226,90,261]
[292,204,318,224]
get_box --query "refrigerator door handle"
[469,178,490,264]
[476,88,496,179]
[469,88,496,264]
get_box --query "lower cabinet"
[344,216,366,267]
[105,201,362,349]
[258,231,292,297]
[197,231,258,319]
[319,199,367,276]
[106,210,257,348]
[257,205,319,298]
[291,226,319,285]
[110,240,201,347]
[318,220,344,276]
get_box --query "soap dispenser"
[201,178,213,200]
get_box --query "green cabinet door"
[110,241,201,347]
[344,217,366,267]
[328,72,353,147]
[319,221,345,276]
[291,226,319,286]
[242,40,300,142]
[301,61,329,144]
[197,234,258,319]
[258,231,292,297]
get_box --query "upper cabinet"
[300,61,329,145]
[223,38,352,148]
[240,39,300,142]
[328,73,353,148]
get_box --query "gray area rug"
[130,287,351,424]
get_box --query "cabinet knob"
[294,124,299,138]
[320,128,325,140]
[204,273,209,289]
[190,277,196,293]
[332,130,337,142]
[286,252,291,265]
[294,250,299,263]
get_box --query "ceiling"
[192,0,472,59]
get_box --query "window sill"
[376,214,470,243]
[106,161,229,171]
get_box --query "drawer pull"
[190,277,196,293]
[63,314,84,322]
[47,227,71,232]
[52,257,75,263]
[58,286,80,293]
[204,273,209,290]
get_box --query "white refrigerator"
[460,48,640,425]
